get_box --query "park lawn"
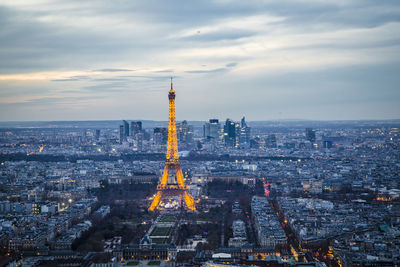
[150,226,171,236]
[159,214,177,223]
[151,237,167,244]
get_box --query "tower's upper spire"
[170,77,174,92]
[168,77,175,99]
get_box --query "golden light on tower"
[149,79,195,211]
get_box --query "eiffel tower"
[149,79,195,211]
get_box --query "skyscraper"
[306,128,316,143]
[239,116,251,147]
[95,129,100,140]
[323,140,333,149]
[119,120,130,143]
[234,122,240,148]
[119,125,124,144]
[224,119,236,147]
[241,116,246,128]
[154,127,168,145]
[137,132,144,151]
[204,119,220,141]
[177,120,194,148]
[130,121,142,136]
[123,120,129,137]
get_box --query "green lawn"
[150,226,171,236]
[126,261,139,266]
[151,237,167,244]
[148,260,161,265]
[159,214,177,223]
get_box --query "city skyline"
[1,0,400,121]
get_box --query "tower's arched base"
[149,187,195,211]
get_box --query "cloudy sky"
[0,0,399,121]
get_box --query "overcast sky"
[0,0,399,121]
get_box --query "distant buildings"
[154,127,168,145]
[224,119,237,148]
[119,125,124,143]
[204,119,220,142]
[239,117,251,148]
[223,117,251,148]
[118,116,253,151]
[118,120,146,149]
[177,120,194,148]
[95,129,100,140]
[322,140,333,149]
[203,119,221,150]
[130,121,142,136]
[306,128,316,143]
[119,120,130,143]
[265,134,277,148]
[1,118,399,266]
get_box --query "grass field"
[151,237,168,244]
[150,226,171,236]
[159,214,177,223]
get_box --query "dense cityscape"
[0,115,399,266]
[1,1,400,266]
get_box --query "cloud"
[0,0,399,120]
[118,75,180,81]
[52,78,81,82]
[180,29,255,42]
[185,68,228,74]
[92,78,131,82]
[24,95,104,105]
[94,68,134,72]
[153,69,174,73]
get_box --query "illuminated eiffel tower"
[149,79,195,211]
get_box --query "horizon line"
[0,118,399,123]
